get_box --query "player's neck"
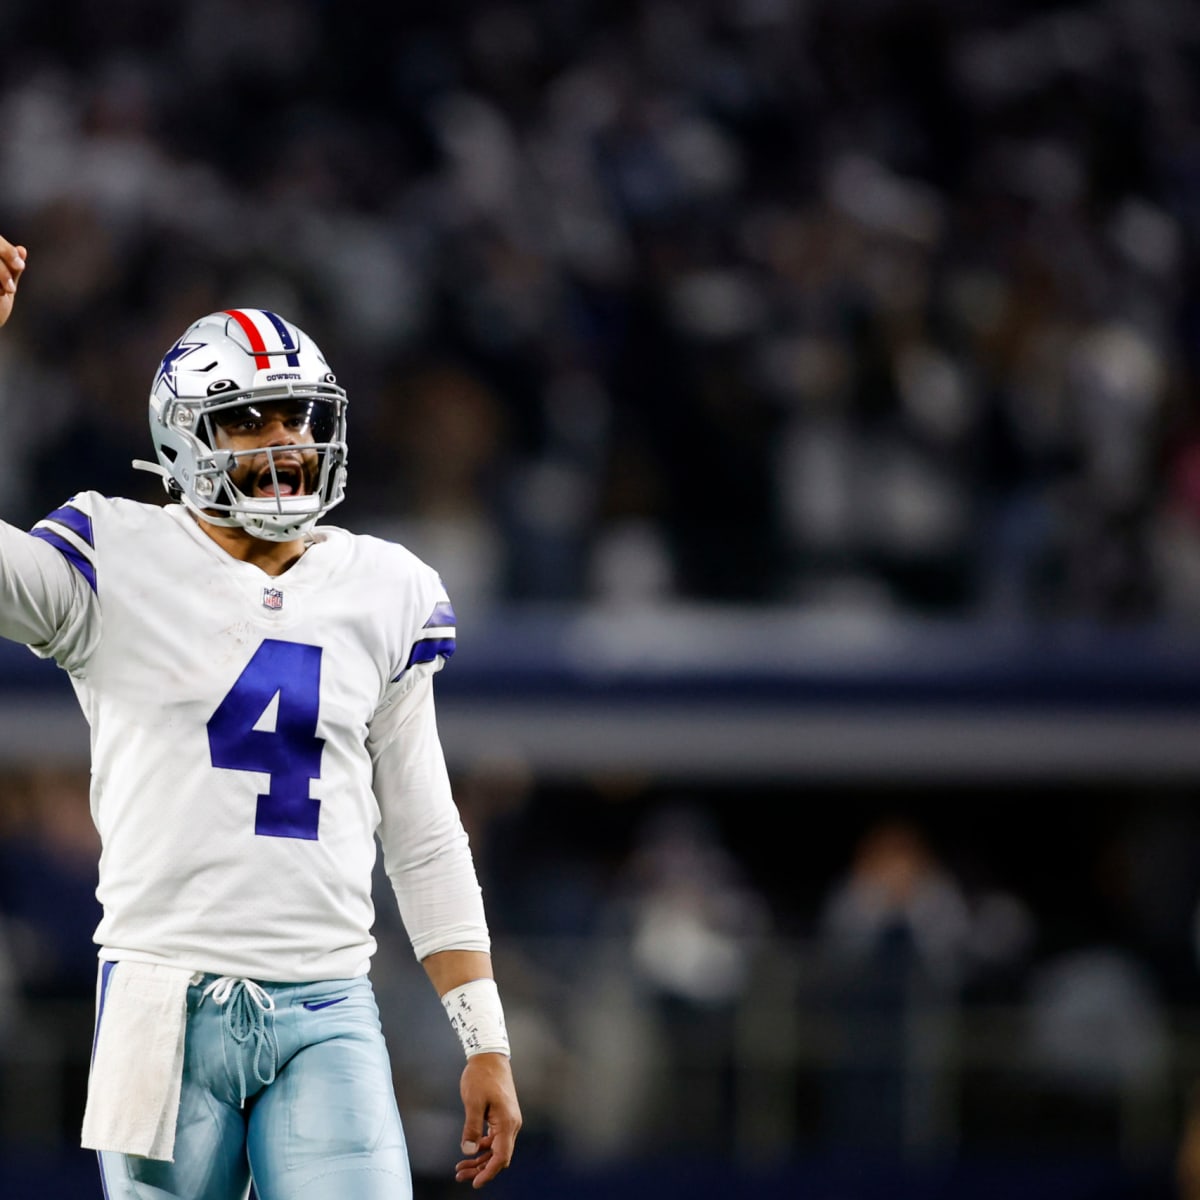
[193,515,308,576]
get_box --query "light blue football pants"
[94,967,412,1200]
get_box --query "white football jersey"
[0,493,490,981]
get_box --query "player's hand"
[0,238,27,329]
[454,1052,522,1189]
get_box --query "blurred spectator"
[626,804,768,1004]
[617,803,770,1153]
[820,820,974,987]
[817,817,1033,1151]
[817,818,967,1151]
[1025,947,1168,1103]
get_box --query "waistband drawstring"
[201,976,278,1105]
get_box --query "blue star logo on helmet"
[153,337,206,397]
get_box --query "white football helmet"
[136,309,349,541]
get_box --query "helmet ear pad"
[145,310,348,541]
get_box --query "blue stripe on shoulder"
[410,637,456,666]
[393,637,456,681]
[423,600,457,629]
[42,504,95,548]
[31,528,98,594]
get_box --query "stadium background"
[2,0,1200,1196]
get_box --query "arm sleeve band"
[440,978,510,1058]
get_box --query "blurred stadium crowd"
[2,0,1200,621]
[3,0,1200,1191]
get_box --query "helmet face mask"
[144,310,348,541]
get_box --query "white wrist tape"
[440,978,511,1058]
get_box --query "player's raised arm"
[0,237,98,660]
[0,237,27,328]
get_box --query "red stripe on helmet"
[223,309,271,370]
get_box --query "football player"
[0,236,521,1198]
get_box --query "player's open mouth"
[253,464,305,498]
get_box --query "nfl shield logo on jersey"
[262,587,284,611]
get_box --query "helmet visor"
[207,397,340,445]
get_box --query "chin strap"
[131,458,184,501]
[131,458,169,480]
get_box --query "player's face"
[211,399,329,500]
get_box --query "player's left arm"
[423,948,522,1189]
[369,673,522,1188]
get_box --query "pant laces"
[201,976,278,1104]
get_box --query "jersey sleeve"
[367,567,488,959]
[368,672,490,960]
[386,571,456,698]
[0,496,102,672]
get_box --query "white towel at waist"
[81,960,197,1161]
